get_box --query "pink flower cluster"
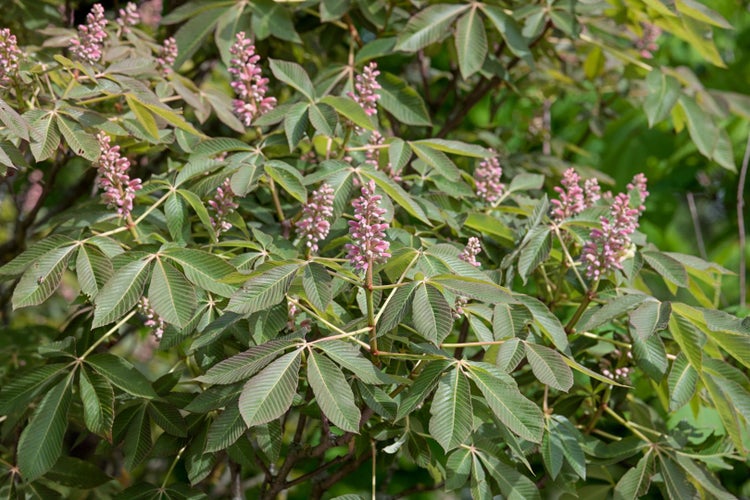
[635,23,662,59]
[116,2,140,31]
[95,132,142,218]
[0,28,20,87]
[581,174,649,280]
[228,32,276,127]
[349,62,381,116]
[474,154,504,203]
[69,3,108,63]
[208,178,238,239]
[156,37,178,76]
[346,180,390,272]
[364,131,401,181]
[138,297,165,340]
[459,237,482,267]
[296,183,334,254]
[551,168,601,222]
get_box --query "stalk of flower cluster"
[474,153,504,203]
[0,28,21,88]
[228,32,276,127]
[69,3,108,64]
[116,2,140,32]
[94,132,142,222]
[349,62,381,117]
[138,297,165,340]
[156,37,178,76]
[346,180,390,356]
[208,178,238,240]
[296,183,334,256]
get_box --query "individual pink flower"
[156,37,178,76]
[69,3,108,64]
[474,153,504,203]
[95,132,142,219]
[138,297,165,340]
[0,28,21,87]
[551,168,585,222]
[346,180,390,272]
[116,2,140,31]
[348,62,381,116]
[581,174,649,280]
[459,237,482,267]
[228,32,276,127]
[208,178,238,239]
[296,183,335,254]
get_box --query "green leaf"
[644,70,680,127]
[480,5,532,63]
[668,313,704,371]
[445,448,472,490]
[302,263,332,312]
[0,234,76,279]
[76,245,114,300]
[409,142,461,181]
[93,258,151,328]
[493,303,531,341]
[0,363,67,415]
[412,283,453,344]
[628,299,664,340]
[315,341,393,385]
[123,405,152,471]
[524,342,573,392]
[429,368,473,451]
[429,274,509,304]
[139,99,202,137]
[613,451,653,500]
[319,95,375,131]
[17,375,72,481]
[206,403,247,452]
[515,295,569,353]
[517,226,551,284]
[702,373,746,452]
[163,247,237,297]
[270,59,315,101]
[642,250,689,288]
[172,6,228,69]
[79,366,115,438]
[582,294,648,332]
[307,351,361,433]
[464,213,514,245]
[395,360,450,420]
[667,353,697,411]
[308,102,337,137]
[148,401,187,437]
[0,97,30,141]
[197,340,296,385]
[410,138,490,158]
[238,350,302,427]
[467,363,544,442]
[632,334,668,381]
[678,96,735,171]
[30,114,61,161]
[251,0,301,43]
[395,4,468,52]
[125,95,159,141]
[361,168,430,224]
[86,353,158,399]
[46,456,112,489]
[12,244,77,309]
[377,72,431,126]
[226,262,300,315]
[675,0,732,29]
[283,101,310,150]
[455,7,487,79]
[477,450,541,500]
[149,259,197,328]
[265,160,307,203]
[659,456,697,499]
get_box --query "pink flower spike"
[627,173,649,214]
[116,2,140,31]
[550,168,585,222]
[69,3,108,64]
[345,180,391,273]
[208,178,239,239]
[474,153,504,203]
[296,183,335,254]
[0,28,21,88]
[156,37,178,76]
[348,62,381,117]
[228,32,276,127]
[583,178,601,207]
[94,132,141,219]
[459,237,482,268]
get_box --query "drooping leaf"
[148,401,188,437]
[122,405,152,471]
[524,342,573,392]
[644,70,680,127]
[76,244,114,300]
[307,351,361,433]
[86,353,157,399]
[477,450,541,500]
[206,402,247,452]
[517,226,551,284]
[455,7,487,79]
[46,456,112,489]
[480,5,532,63]
[149,259,197,328]
[163,247,237,297]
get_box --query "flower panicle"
[459,237,482,268]
[0,28,21,88]
[348,62,381,117]
[346,180,390,272]
[208,178,239,239]
[138,297,165,340]
[228,32,276,127]
[95,132,142,219]
[156,37,178,76]
[69,3,108,63]
[296,183,335,254]
[474,153,504,203]
[116,2,140,31]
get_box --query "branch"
[738,133,750,307]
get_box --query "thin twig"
[686,192,707,260]
[738,134,750,307]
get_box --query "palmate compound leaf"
[238,350,302,427]
[412,283,454,344]
[429,367,473,452]
[226,262,301,315]
[307,350,361,433]
[17,374,73,481]
[466,362,544,443]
